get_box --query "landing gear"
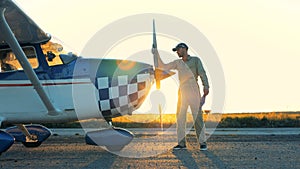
[85,127,133,151]
[15,124,41,147]
[85,117,134,152]
[6,124,51,148]
[104,117,113,126]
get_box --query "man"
[0,52,17,72]
[152,43,209,150]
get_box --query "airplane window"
[41,38,78,66]
[0,46,38,72]
[41,41,63,66]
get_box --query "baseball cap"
[172,43,188,51]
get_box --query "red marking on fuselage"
[0,82,91,87]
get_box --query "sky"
[14,0,300,113]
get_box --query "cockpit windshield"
[41,37,78,66]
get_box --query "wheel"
[106,145,125,152]
[22,141,42,148]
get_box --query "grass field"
[27,111,299,129]
[111,111,300,128]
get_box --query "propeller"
[152,19,175,89]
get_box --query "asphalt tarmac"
[0,128,299,169]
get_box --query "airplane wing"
[0,0,61,115]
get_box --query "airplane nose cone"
[95,59,154,118]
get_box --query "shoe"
[173,145,187,150]
[200,143,207,151]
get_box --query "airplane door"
[0,46,47,114]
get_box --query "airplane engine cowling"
[0,130,14,154]
[92,59,155,119]
[85,127,133,151]
[6,124,51,143]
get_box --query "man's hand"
[203,89,209,97]
[152,48,158,55]
[200,89,209,108]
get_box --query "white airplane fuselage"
[0,58,154,125]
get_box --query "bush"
[217,116,300,128]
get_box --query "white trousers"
[176,80,206,146]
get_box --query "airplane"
[0,0,174,154]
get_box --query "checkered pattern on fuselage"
[96,73,152,118]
